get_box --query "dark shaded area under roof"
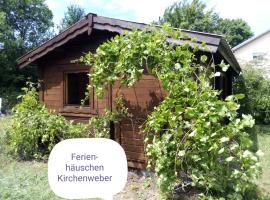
[17,13,241,73]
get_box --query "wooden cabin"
[17,13,241,169]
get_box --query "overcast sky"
[45,0,270,35]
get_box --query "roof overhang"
[232,29,270,52]
[17,13,241,74]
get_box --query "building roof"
[17,13,241,73]
[232,29,270,52]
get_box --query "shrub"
[6,82,88,160]
[234,62,270,124]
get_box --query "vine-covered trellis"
[79,24,262,199]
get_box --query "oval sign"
[48,138,128,199]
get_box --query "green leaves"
[89,96,131,138]
[220,60,230,72]
[219,137,230,143]
[225,156,234,162]
[6,82,88,160]
[242,114,255,128]
[200,55,208,63]
[80,25,262,199]
[1,0,53,49]
[233,63,270,124]
[158,0,253,47]
[218,147,225,154]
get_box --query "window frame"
[252,52,266,66]
[63,69,94,110]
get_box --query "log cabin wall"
[37,30,165,168]
[37,30,116,122]
[112,74,166,169]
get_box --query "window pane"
[66,72,89,106]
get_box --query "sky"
[45,0,270,35]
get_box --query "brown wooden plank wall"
[112,74,166,169]
[41,63,109,121]
[38,31,114,122]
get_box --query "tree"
[0,11,8,50]
[159,0,253,47]
[0,11,6,38]
[217,18,253,47]
[0,0,54,110]
[159,0,219,33]
[0,0,54,49]
[234,60,270,124]
[58,5,85,32]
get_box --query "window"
[253,52,265,60]
[65,71,90,106]
[253,52,266,65]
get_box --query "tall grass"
[255,125,270,194]
[0,117,61,200]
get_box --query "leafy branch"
[80,24,263,199]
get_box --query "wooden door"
[112,75,165,169]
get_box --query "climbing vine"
[79,24,263,199]
[88,96,132,138]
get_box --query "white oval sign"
[48,138,128,199]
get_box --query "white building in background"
[233,29,270,77]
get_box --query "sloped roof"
[17,13,240,73]
[232,29,270,51]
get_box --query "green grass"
[0,117,62,200]
[254,125,270,194]
[0,117,270,199]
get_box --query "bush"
[234,63,270,124]
[6,82,88,160]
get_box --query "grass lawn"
[255,125,270,194]
[0,116,269,199]
[0,117,158,200]
[0,117,62,200]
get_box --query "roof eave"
[219,38,241,74]
[17,13,95,69]
[17,13,240,74]
[232,29,270,51]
